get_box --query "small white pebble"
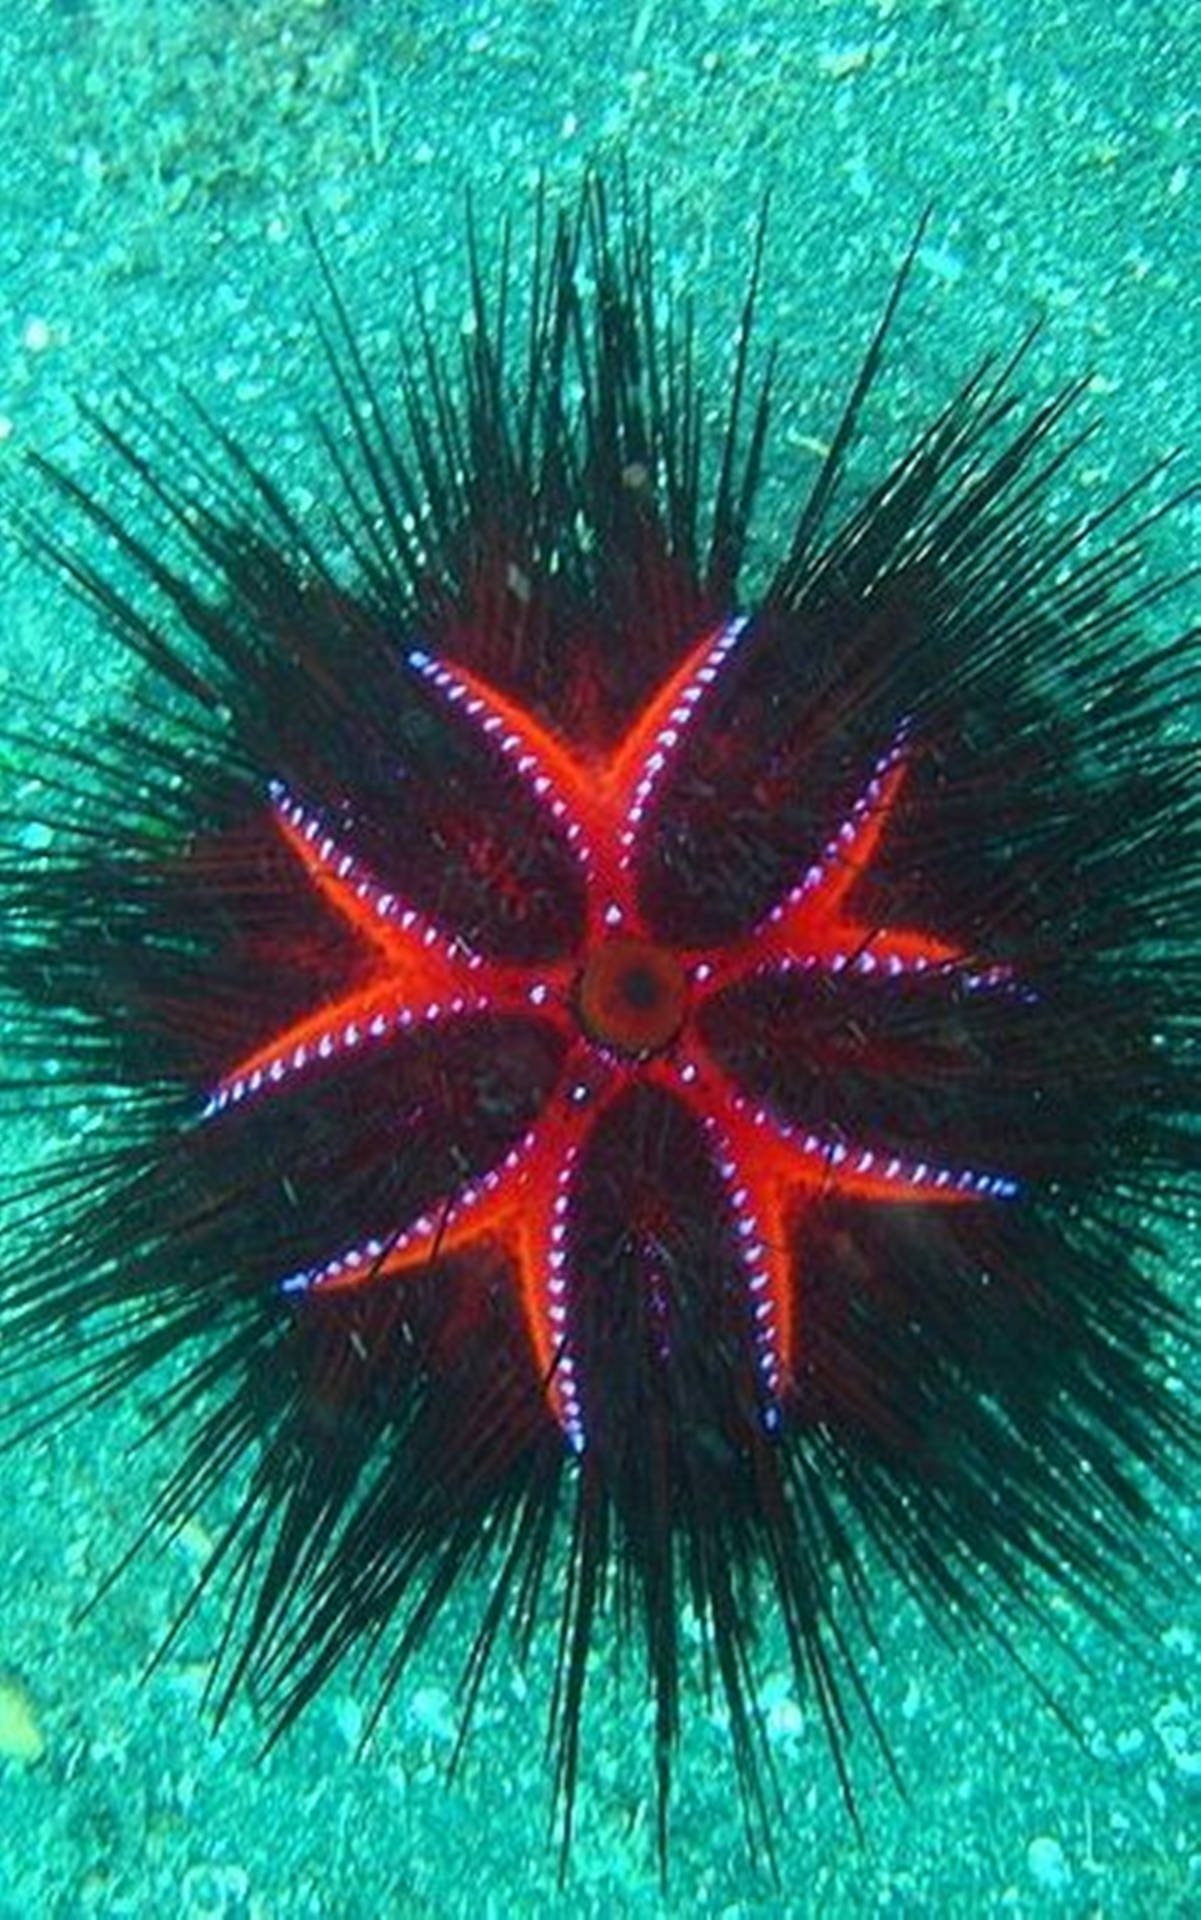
[22,317,51,354]
[765,1695,803,1742]
[1026,1834,1071,1892]
[757,1672,803,1743]
[332,1695,363,1750]
[409,1685,454,1742]
[0,1676,45,1765]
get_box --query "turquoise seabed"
[0,2,1196,1914]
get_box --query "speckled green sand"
[0,3,1197,1914]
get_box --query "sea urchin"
[0,176,1197,1876]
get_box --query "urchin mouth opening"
[575,935,689,1058]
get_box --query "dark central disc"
[576,935,689,1057]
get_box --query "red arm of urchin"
[690,727,1023,994]
[200,777,604,1446]
[665,730,1024,1410]
[290,1041,610,1453]
[407,617,749,940]
[201,783,558,1119]
[654,1047,1019,1414]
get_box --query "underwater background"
[0,1,1197,1914]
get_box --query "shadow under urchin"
[0,174,1197,1879]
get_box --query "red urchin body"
[0,180,1197,1876]
[215,615,1013,1450]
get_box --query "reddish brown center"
[576,936,689,1057]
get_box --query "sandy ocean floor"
[0,2,1197,1914]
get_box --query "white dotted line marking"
[702,1115,784,1418]
[279,1125,540,1296]
[407,649,596,880]
[618,615,751,864]
[763,725,909,931]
